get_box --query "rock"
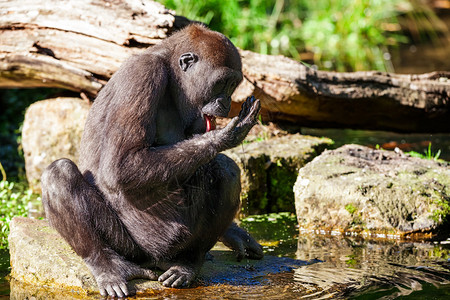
[22,97,90,193]
[8,217,308,299]
[294,144,450,237]
[223,134,333,215]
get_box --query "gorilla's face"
[178,52,243,132]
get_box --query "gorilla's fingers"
[112,284,126,298]
[172,275,188,288]
[249,99,261,121]
[119,282,129,296]
[141,268,158,280]
[242,99,260,125]
[239,99,249,119]
[159,265,196,288]
[246,243,264,260]
[158,270,171,282]
[225,117,240,131]
[236,243,245,262]
[161,273,178,287]
[105,285,116,297]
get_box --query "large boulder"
[294,144,450,237]
[8,217,308,299]
[224,134,333,215]
[22,97,90,193]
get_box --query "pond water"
[2,214,450,299]
[242,213,450,299]
[301,128,450,161]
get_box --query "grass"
[0,163,40,249]
[407,143,443,161]
[375,142,445,163]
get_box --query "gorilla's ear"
[179,52,198,72]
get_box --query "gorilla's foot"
[158,264,197,288]
[84,250,157,297]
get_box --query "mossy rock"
[294,144,450,237]
[223,134,333,215]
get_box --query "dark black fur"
[41,24,262,297]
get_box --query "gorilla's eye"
[229,82,237,92]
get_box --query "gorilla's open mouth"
[204,114,216,132]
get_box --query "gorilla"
[41,24,263,297]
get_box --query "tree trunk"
[1,0,449,132]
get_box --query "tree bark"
[1,0,449,132]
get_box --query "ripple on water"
[3,222,450,299]
[294,235,450,299]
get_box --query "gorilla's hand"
[219,96,260,149]
[220,222,264,262]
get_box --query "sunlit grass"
[407,142,443,161]
[0,163,41,249]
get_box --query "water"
[295,236,450,299]
[2,215,450,299]
[242,213,450,299]
[301,128,450,161]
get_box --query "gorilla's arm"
[107,97,260,192]
[92,51,260,193]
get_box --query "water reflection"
[3,225,450,299]
[295,235,450,299]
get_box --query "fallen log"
[1,0,449,132]
[0,0,176,95]
[237,50,450,132]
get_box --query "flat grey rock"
[9,217,307,299]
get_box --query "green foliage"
[344,203,364,227]
[407,143,443,161]
[424,142,441,160]
[345,203,357,215]
[159,0,443,71]
[299,0,409,72]
[268,164,296,212]
[431,198,450,224]
[0,89,61,179]
[162,0,305,59]
[430,186,450,224]
[0,180,41,249]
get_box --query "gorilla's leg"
[158,154,243,287]
[41,158,156,297]
[212,155,263,261]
